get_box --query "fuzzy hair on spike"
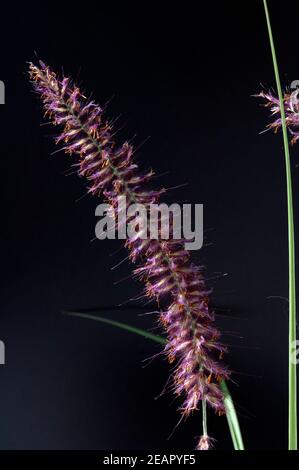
[28,60,230,444]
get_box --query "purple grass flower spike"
[257,88,299,144]
[196,435,214,451]
[28,60,230,445]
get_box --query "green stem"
[263,0,297,450]
[202,399,208,437]
[220,380,244,450]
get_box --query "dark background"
[0,0,298,450]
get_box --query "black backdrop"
[0,0,298,450]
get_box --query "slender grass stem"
[262,0,297,450]
[202,399,208,437]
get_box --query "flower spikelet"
[257,88,299,144]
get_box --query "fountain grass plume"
[28,60,230,446]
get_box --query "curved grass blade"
[63,311,166,344]
[220,380,244,451]
[64,310,245,450]
[262,0,297,450]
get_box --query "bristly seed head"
[257,88,299,144]
[28,60,230,440]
